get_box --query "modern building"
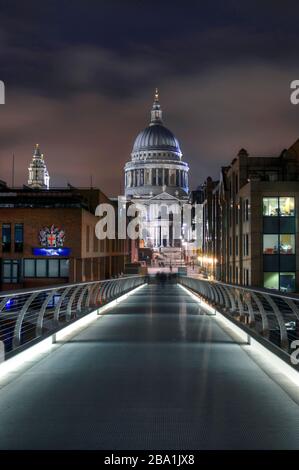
[124,89,190,264]
[0,147,131,290]
[201,139,299,292]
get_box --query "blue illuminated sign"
[33,247,71,257]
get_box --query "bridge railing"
[178,276,299,353]
[0,275,146,360]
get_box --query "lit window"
[263,197,278,216]
[280,234,295,254]
[264,272,279,290]
[279,197,295,217]
[263,234,279,254]
[280,272,295,292]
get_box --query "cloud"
[1,55,299,195]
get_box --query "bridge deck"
[0,284,299,449]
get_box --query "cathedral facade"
[124,90,190,257]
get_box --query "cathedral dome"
[132,124,181,155]
[131,89,182,161]
[125,89,189,199]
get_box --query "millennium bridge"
[0,275,299,449]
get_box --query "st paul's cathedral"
[124,90,190,264]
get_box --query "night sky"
[1,0,299,195]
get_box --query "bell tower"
[28,144,50,189]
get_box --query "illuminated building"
[124,89,190,264]
[202,140,299,292]
[28,144,50,189]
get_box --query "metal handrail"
[178,276,299,353]
[0,275,146,360]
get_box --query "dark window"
[2,224,11,252]
[36,259,47,277]
[14,223,23,252]
[176,170,180,186]
[235,235,238,256]
[280,217,295,233]
[263,255,279,271]
[23,259,69,278]
[280,255,296,272]
[2,259,19,283]
[48,259,59,277]
[263,217,279,234]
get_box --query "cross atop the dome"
[155,88,159,101]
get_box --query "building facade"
[202,140,299,293]
[0,143,131,290]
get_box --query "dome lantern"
[150,88,163,125]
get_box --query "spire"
[34,143,41,157]
[28,144,50,189]
[150,88,163,125]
